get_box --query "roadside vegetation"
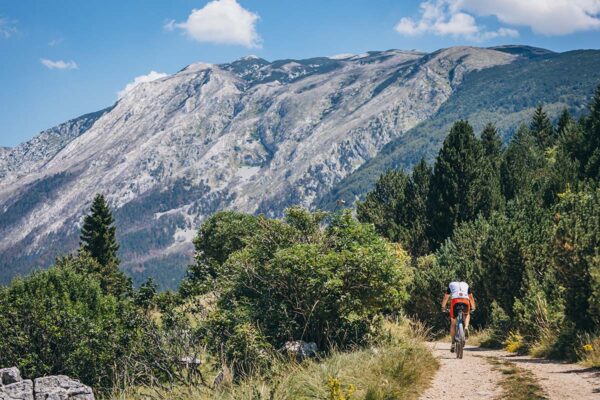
[359,85,600,366]
[114,320,437,400]
[0,198,434,398]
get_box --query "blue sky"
[2,0,600,147]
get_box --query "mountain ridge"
[2,45,598,289]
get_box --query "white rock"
[34,376,94,400]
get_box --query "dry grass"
[111,320,438,400]
[578,333,600,368]
[486,357,547,400]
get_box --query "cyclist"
[441,281,476,353]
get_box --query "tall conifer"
[582,85,600,179]
[557,108,573,135]
[428,120,483,247]
[481,123,503,163]
[530,104,555,148]
[80,194,120,266]
[79,194,129,295]
[403,158,432,256]
[477,123,504,217]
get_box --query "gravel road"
[420,342,600,399]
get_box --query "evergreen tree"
[581,85,600,179]
[551,186,600,331]
[548,122,583,198]
[134,277,158,310]
[80,194,120,266]
[481,123,503,163]
[476,157,505,218]
[79,194,129,295]
[557,108,573,135]
[427,121,484,247]
[500,125,546,201]
[477,123,505,217]
[357,170,408,242]
[402,158,432,256]
[530,104,555,148]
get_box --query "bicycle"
[454,303,467,359]
[443,304,469,359]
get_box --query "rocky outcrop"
[0,368,93,400]
[281,340,318,361]
[0,368,21,386]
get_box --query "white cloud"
[165,0,261,48]
[40,59,78,70]
[396,0,600,40]
[0,16,18,39]
[117,71,168,99]
[460,0,600,35]
[395,0,518,41]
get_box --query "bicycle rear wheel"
[457,323,466,359]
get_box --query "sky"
[2,0,600,147]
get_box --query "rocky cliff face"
[0,46,516,287]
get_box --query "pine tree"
[500,125,546,201]
[582,85,600,179]
[481,123,503,163]
[427,121,484,247]
[556,108,573,135]
[357,170,408,242]
[402,158,432,256]
[476,159,504,218]
[477,123,504,217]
[530,104,555,148]
[80,194,120,266]
[79,194,129,295]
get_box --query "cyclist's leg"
[450,317,457,340]
[450,317,457,351]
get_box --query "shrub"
[480,301,511,348]
[0,259,142,390]
[197,208,412,365]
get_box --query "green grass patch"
[486,357,547,400]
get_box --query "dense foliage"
[360,85,600,360]
[0,254,143,389]
[189,207,411,375]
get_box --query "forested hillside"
[318,49,600,209]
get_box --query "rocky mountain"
[317,49,600,210]
[1,45,598,289]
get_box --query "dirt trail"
[420,342,600,400]
[420,342,502,399]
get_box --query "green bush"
[196,208,411,365]
[0,257,143,390]
[180,211,260,297]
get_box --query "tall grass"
[112,320,438,400]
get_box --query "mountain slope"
[1,45,586,288]
[0,108,112,183]
[317,49,600,210]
